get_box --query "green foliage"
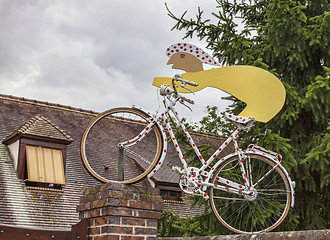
[160,0,330,236]
[199,106,235,136]
[158,209,229,237]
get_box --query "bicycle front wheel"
[81,107,164,184]
[209,154,291,234]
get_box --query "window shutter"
[26,145,65,185]
[26,145,41,182]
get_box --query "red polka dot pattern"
[166,43,220,66]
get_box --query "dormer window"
[2,115,73,188]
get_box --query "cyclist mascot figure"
[153,42,286,123]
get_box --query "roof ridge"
[31,115,74,141]
[17,115,38,134]
[0,93,98,116]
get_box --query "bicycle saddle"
[225,113,255,125]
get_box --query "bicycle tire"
[209,154,291,234]
[80,107,163,184]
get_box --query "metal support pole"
[118,147,124,181]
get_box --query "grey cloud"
[0,0,229,122]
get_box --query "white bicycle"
[81,74,295,234]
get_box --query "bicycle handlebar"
[183,79,198,87]
[173,74,198,87]
[159,74,198,107]
[180,96,195,105]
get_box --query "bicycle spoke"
[212,196,246,201]
[123,146,152,165]
[244,202,253,232]
[226,201,248,226]
[255,169,280,188]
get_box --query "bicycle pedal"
[172,166,184,174]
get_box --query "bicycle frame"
[120,86,295,206]
[122,103,244,198]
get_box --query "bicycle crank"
[179,173,207,198]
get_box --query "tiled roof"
[162,199,205,218]
[0,94,99,229]
[3,114,74,143]
[0,93,233,229]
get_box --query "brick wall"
[76,181,330,240]
[77,182,164,240]
[159,229,330,240]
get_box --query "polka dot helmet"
[166,43,220,66]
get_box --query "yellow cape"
[153,65,285,123]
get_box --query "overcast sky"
[0,0,232,123]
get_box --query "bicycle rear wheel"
[209,154,291,234]
[81,107,163,184]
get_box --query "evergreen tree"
[159,0,329,235]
